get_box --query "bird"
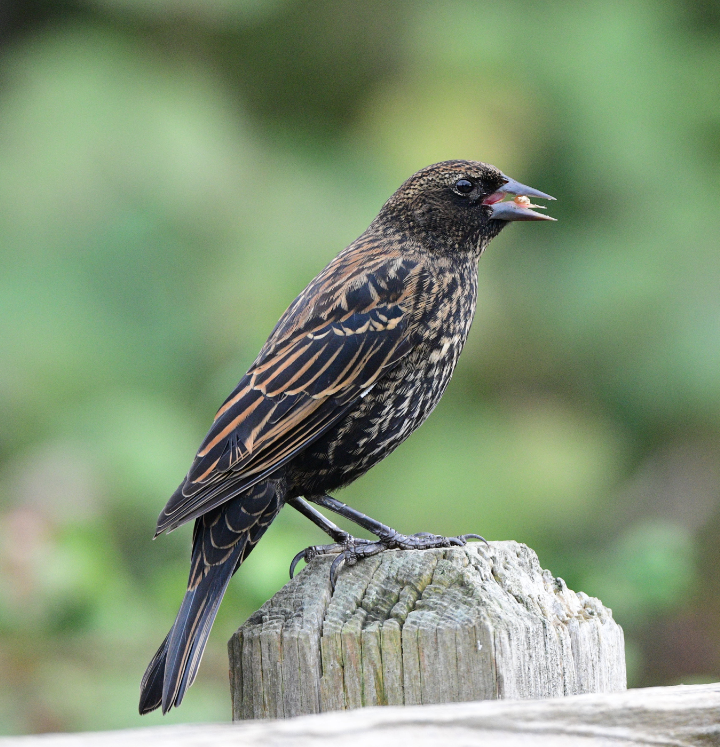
[139,160,555,715]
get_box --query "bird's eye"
[454,179,474,195]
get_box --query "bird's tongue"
[482,192,505,205]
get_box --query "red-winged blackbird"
[139,160,555,715]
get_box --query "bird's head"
[378,160,555,257]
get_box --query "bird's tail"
[139,480,282,715]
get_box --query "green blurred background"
[1,0,719,735]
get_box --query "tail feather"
[138,633,169,715]
[162,539,244,712]
[139,480,282,714]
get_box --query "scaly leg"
[286,496,373,578]
[293,494,485,588]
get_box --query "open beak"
[484,174,556,222]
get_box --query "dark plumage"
[139,160,555,715]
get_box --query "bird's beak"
[484,174,556,222]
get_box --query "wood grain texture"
[228,541,626,720]
[2,684,718,747]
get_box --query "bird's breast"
[287,258,479,496]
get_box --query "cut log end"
[228,541,626,720]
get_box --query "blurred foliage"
[0,0,719,735]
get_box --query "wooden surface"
[228,541,626,719]
[3,683,718,746]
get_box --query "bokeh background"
[1,0,719,735]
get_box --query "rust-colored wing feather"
[156,248,424,535]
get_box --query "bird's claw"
[289,548,309,579]
[329,553,346,590]
[395,531,489,550]
[328,539,385,590]
[290,531,489,586]
[459,533,489,546]
[289,537,374,579]
[289,543,338,579]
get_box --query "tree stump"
[228,541,626,720]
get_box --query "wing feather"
[156,254,423,534]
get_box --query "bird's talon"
[289,550,303,579]
[329,554,346,591]
[461,533,489,546]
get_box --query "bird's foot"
[328,530,488,588]
[385,530,488,552]
[289,534,376,580]
[291,530,487,590]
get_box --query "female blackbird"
[139,160,555,714]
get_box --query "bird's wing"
[156,253,424,534]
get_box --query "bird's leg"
[286,497,373,579]
[287,497,349,543]
[305,494,486,588]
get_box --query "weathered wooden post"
[228,541,626,720]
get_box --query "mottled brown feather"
[142,160,555,715]
[156,247,422,534]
